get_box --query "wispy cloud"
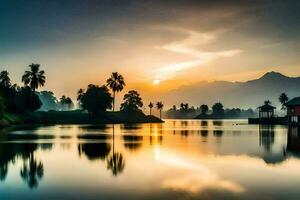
[154,27,242,82]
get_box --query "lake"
[1,119,300,200]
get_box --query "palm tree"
[279,93,289,110]
[22,63,45,92]
[106,72,126,112]
[156,101,164,119]
[148,102,154,115]
[0,70,11,87]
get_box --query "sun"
[153,79,161,85]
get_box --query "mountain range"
[160,71,300,109]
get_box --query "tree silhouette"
[22,63,45,92]
[120,90,143,112]
[106,72,125,112]
[279,93,289,110]
[19,87,42,111]
[0,70,11,87]
[212,102,224,117]
[200,104,209,115]
[180,103,189,111]
[80,84,113,116]
[148,102,154,115]
[156,101,164,119]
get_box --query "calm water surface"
[1,119,300,200]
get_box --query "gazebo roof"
[285,97,300,107]
[258,104,276,111]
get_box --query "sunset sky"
[1,0,300,101]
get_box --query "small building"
[258,104,276,119]
[285,97,300,125]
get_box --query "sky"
[1,0,300,102]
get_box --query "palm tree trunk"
[150,108,152,115]
[113,91,115,112]
[160,110,162,119]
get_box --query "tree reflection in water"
[106,125,125,176]
[0,143,47,189]
[20,153,44,189]
[0,164,8,181]
[78,143,111,161]
[106,152,125,176]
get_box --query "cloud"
[154,147,245,194]
[162,174,244,194]
[154,27,243,81]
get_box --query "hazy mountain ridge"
[161,71,300,108]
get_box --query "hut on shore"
[286,97,300,125]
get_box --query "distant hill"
[160,71,300,109]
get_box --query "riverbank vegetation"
[164,102,256,119]
[0,64,163,126]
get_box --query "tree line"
[0,64,165,120]
[164,102,256,119]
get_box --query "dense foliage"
[120,90,143,112]
[80,84,113,116]
[212,102,225,117]
[0,67,45,114]
[0,95,5,118]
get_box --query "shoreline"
[0,110,164,128]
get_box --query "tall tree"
[148,102,154,115]
[22,64,46,92]
[106,72,125,112]
[156,101,164,119]
[279,93,289,110]
[0,71,11,87]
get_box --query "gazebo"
[258,104,276,119]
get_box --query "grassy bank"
[2,110,163,126]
